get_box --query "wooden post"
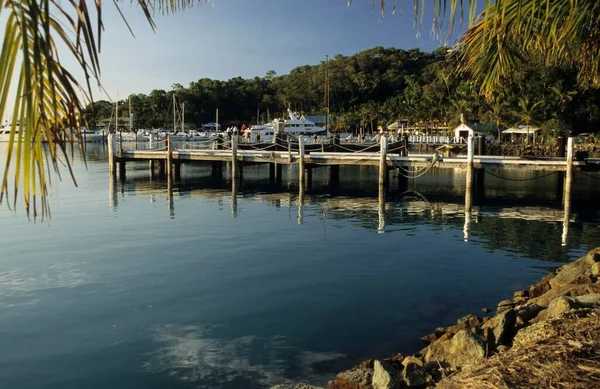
[232,130,238,179]
[149,160,155,175]
[563,137,574,207]
[276,163,283,185]
[330,165,340,189]
[108,133,116,174]
[269,163,276,183]
[288,138,292,162]
[378,183,385,233]
[298,135,305,188]
[306,165,313,190]
[477,136,485,155]
[466,131,474,192]
[379,135,388,187]
[557,136,566,158]
[166,134,172,177]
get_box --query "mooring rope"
[483,170,559,181]
[576,171,600,180]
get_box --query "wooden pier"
[109,134,598,221]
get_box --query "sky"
[91,0,468,102]
[1,0,476,121]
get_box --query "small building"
[453,123,496,143]
[502,125,541,142]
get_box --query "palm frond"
[0,0,208,219]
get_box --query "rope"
[483,170,558,181]
[577,171,600,180]
[388,154,438,179]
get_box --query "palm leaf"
[0,0,208,219]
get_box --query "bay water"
[1,143,599,388]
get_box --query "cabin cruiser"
[280,109,326,136]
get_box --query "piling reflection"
[107,169,600,263]
[378,185,386,233]
[109,173,118,212]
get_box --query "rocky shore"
[273,248,600,389]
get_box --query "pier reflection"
[107,167,600,263]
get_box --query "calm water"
[1,143,600,388]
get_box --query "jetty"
[109,133,597,200]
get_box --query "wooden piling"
[466,132,474,192]
[149,134,154,150]
[232,131,238,179]
[269,163,276,183]
[563,137,574,207]
[276,163,283,185]
[166,134,172,177]
[477,136,485,155]
[298,136,305,188]
[108,133,116,174]
[379,135,388,187]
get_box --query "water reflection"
[104,163,600,263]
[143,324,344,387]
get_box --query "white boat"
[243,124,275,143]
[279,109,327,136]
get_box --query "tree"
[515,96,544,144]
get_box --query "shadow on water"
[108,160,600,264]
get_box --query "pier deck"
[116,148,599,171]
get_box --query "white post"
[149,134,154,150]
[563,137,574,207]
[108,133,116,174]
[298,135,305,188]
[166,134,172,177]
[379,135,388,187]
[232,130,238,179]
[466,131,474,192]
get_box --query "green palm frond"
[454,0,600,97]
[0,0,207,219]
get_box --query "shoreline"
[274,247,600,389]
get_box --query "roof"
[503,125,541,135]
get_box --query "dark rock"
[372,360,401,389]
[515,303,544,324]
[482,308,491,314]
[401,357,427,387]
[529,273,555,298]
[497,299,513,313]
[272,384,324,389]
[482,309,517,351]
[420,333,438,345]
[456,314,482,329]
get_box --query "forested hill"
[83,46,600,134]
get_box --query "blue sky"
[93,0,468,102]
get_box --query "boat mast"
[115,100,118,132]
[325,54,330,134]
[129,97,132,132]
[257,108,260,126]
[182,103,185,132]
[173,94,176,133]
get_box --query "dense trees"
[83,46,600,137]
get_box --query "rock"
[456,314,482,329]
[572,293,600,308]
[515,303,544,324]
[482,316,490,324]
[541,296,576,320]
[529,273,555,298]
[272,384,324,389]
[513,319,561,347]
[582,247,600,266]
[420,333,438,345]
[372,360,401,389]
[513,290,529,304]
[482,309,516,350]
[529,283,600,307]
[329,367,374,389]
[424,330,486,368]
[482,308,491,314]
[401,357,427,387]
[549,258,595,289]
[497,300,513,313]
[592,262,600,277]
